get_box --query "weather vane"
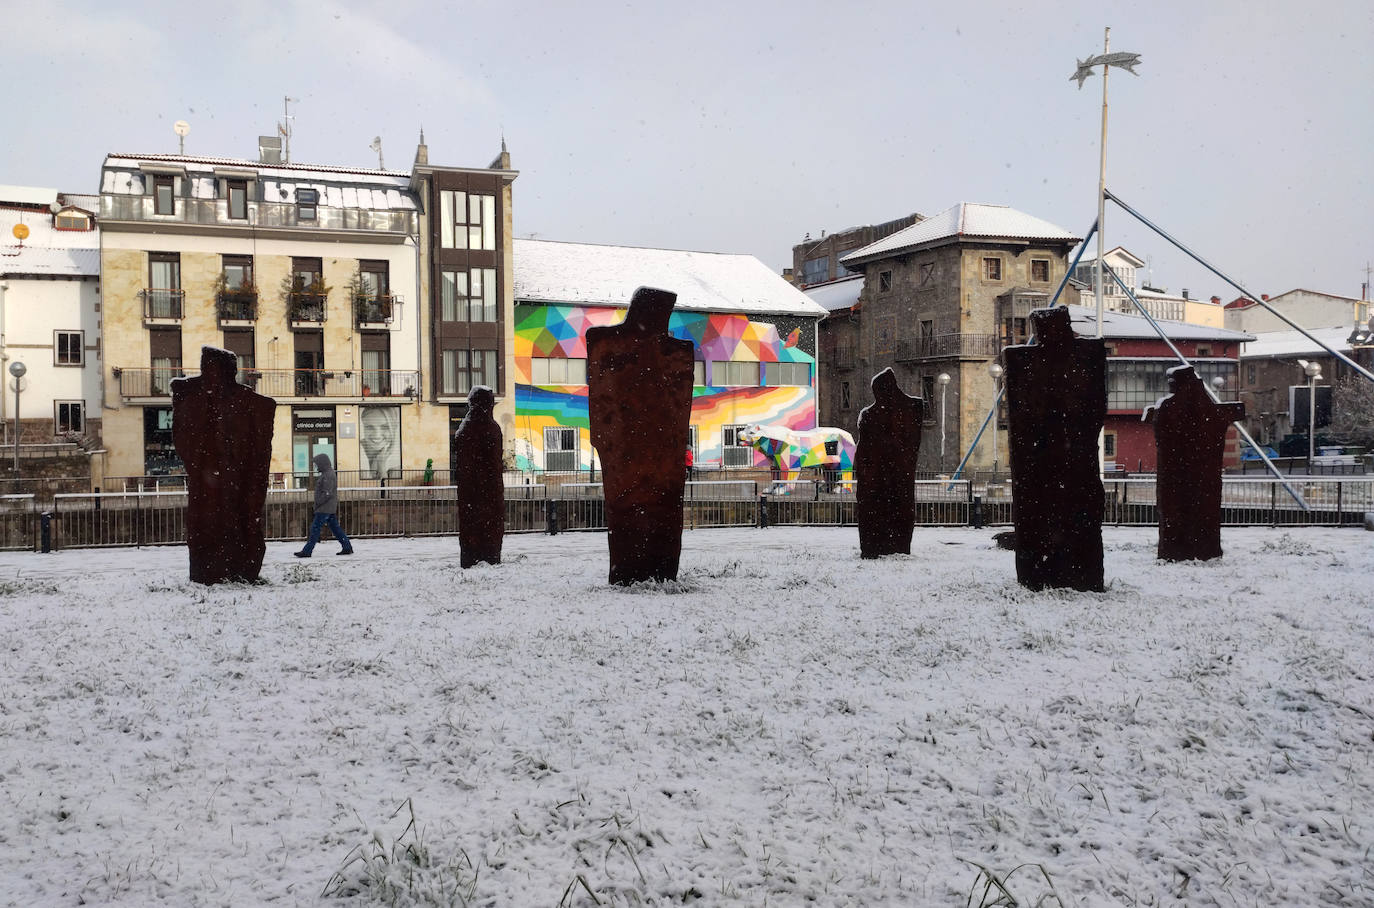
[1073,27,1141,338]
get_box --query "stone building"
[789,212,922,288]
[826,202,1082,473]
[96,137,516,487]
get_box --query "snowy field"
[0,525,1370,906]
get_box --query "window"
[921,375,936,423]
[297,188,318,221]
[441,348,498,395]
[722,424,753,468]
[1107,360,1237,411]
[154,175,175,215]
[983,257,1002,281]
[1246,364,1256,386]
[54,210,91,231]
[717,361,759,387]
[289,257,326,321]
[222,328,255,375]
[1031,259,1050,282]
[223,255,253,290]
[357,261,391,323]
[920,319,936,355]
[841,381,851,410]
[1195,345,1212,357]
[544,426,578,472]
[440,268,497,322]
[879,270,893,292]
[530,357,587,386]
[219,255,256,320]
[1103,432,1117,459]
[55,401,84,435]
[764,362,810,386]
[362,333,391,395]
[147,252,182,318]
[149,327,182,396]
[919,262,935,287]
[439,190,496,250]
[55,331,83,366]
[693,361,705,387]
[802,257,829,285]
[227,179,248,219]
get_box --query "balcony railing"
[354,293,396,326]
[116,367,419,399]
[895,333,999,361]
[217,288,259,321]
[288,291,328,323]
[100,194,418,236]
[140,288,185,320]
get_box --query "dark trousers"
[301,512,352,554]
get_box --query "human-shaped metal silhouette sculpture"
[1004,307,1106,591]
[587,286,694,584]
[454,385,505,568]
[1143,365,1244,562]
[856,368,924,557]
[172,346,276,584]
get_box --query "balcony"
[288,290,328,325]
[895,333,999,361]
[217,287,259,322]
[140,288,185,321]
[116,367,419,400]
[100,194,418,236]
[354,292,396,327]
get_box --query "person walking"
[295,452,354,557]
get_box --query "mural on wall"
[513,304,817,471]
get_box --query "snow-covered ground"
[0,526,1370,906]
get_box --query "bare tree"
[1328,377,1374,448]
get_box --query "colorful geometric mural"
[513,304,818,472]
[739,425,856,477]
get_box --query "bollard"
[971,495,984,529]
[546,497,560,535]
[40,511,52,553]
[757,493,769,529]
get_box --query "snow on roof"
[0,185,61,206]
[1063,305,1253,342]
[0,196,99,277]
[102,153,417,210]
[1238,326,1354,360]
[514,239,827,317]
[804,274,864,312]
[841,203,1080,265]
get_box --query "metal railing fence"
[7,476,1369,552]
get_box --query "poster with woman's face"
[360,406,401,479]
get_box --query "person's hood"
[314,453,334,472]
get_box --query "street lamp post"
[988,361,1004,475]
[937,372,951,473]
[1300,360,1321,471]
[8,361,25,477]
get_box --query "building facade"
[831,202,1082,473]
[0,187,102,447]
[511,239,826,473]
[97,142,515,487]
[1225,288,1371,335]
[789,212,922,288]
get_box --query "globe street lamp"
[937,372,951,473]
[988,361,1004,475]
[8,361,25,476]
[1299,359,1321,471]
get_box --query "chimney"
[489,135,510,171]
[1210,295,1220,305]
[414,128,428,166]
[1261,294,1269,301]
[258,135,282,164]
[1182,288,1189,300]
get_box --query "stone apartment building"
[819,202,1082,473]
[96,137,516,487]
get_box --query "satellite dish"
[11,224,28,241]
[174,120,191,137]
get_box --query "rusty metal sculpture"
[454,385,505,568]
[587,286,694,584]
[856,368,924,557]
[1144,365,1244,561]
[1004,307,1106,591]
[172,346,276,584]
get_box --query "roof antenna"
[370,136,384,170]
[279,96,298,163]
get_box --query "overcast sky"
[5,0,1372,305]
